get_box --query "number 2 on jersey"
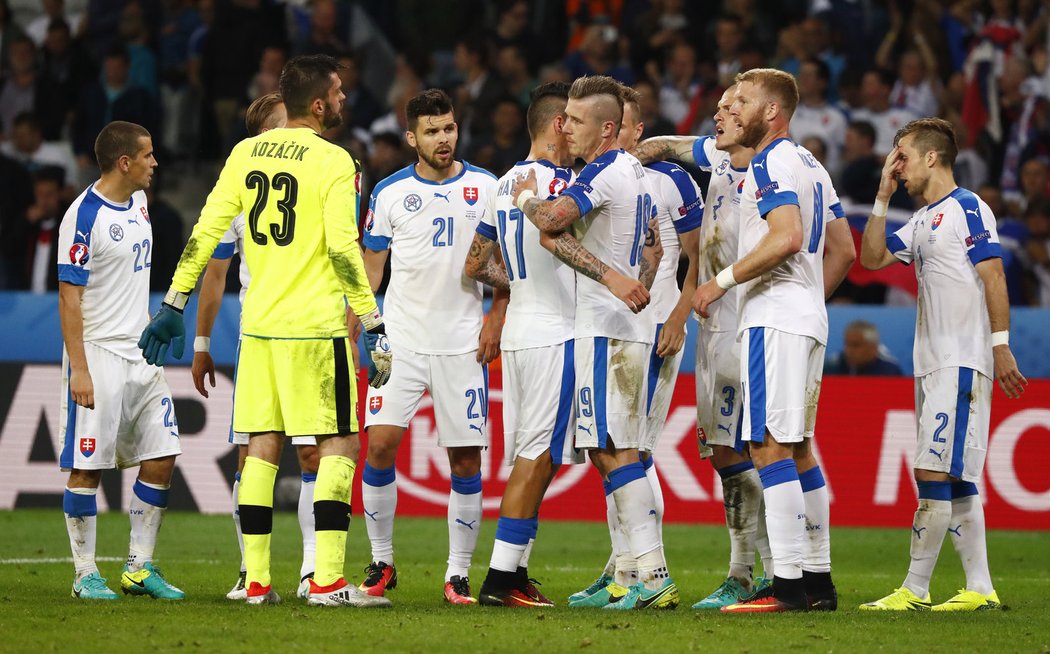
[246,170,298,246]
[496,209,527,280]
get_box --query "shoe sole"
[308,596,392,608]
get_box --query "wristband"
[358,308,385,333]
[872,199,888,218]
[515,189,536,212]
[991,330,1009,347]
[715,266,738,290]
[163,288,190,311]
[194,336,211,353]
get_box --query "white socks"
[603,479,634,584]
[232,473,245,573]
[757,459,805,581]
[490,516,535,573]
[361,462,397,565]
[447,473,482,581]
[903,481,952,598]
[799,466,831,574]
[64,486,98,579]
[718,461,762,585]
[298,473,317,579]
[127,479,169,572]
[949,482,994,595]
[608,462,665,590]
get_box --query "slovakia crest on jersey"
[69,243,89,266]
[140,206,150,223]
[368,396,383,415]
[80,438,96,457]
[931,213,943,230]
[463,187,479,206]
[737,178,745,194]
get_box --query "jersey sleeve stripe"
[573,150,620,186]
[648,162,704,233]
[57,263,88,285]
[887,234,908,254]
[212,241,236,260]
[74,193,103,249]
[692,136,713,170]
[756,191,799,218]
[475,221,498,241]
[955,191,1001,265]
[362,232,391,251]
[561,186,592,217]
[829,202,845,219]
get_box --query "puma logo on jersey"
[965,208,979,216]
[752,160,765,169]
[928,447,944,461]
[948,525,962,537]
[468,424,483,435]
[576,424,592,437]
[434,191,451,202]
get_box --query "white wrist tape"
[991,330,1009,347]
[194,336,211,353]
[872,199,889,218]
[515,189,536,212]
[715,266,738,290]
[358,308,384,332]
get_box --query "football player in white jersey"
[57,121,184,600]
[360,89,503,604]
[464,81,578,608]
[859,118,1027,612]
[189,93,331,601]
[568,84,703,607]
[512,75,679,610]
[692,69,856,613]
[630,85,776,609]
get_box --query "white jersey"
[211,214,249,307]
[479,159,576,351]
[643,162,703,323]
[56,184,152,360]
[850,106,918,155]
[888,187,999,377]
[790,102,848,174]
[363,161,497,355]
[737,138,845,345]
[561,149,655,343]
[692,136,748,333]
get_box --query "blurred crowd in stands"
[0,0,1048,306]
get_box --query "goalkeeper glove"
[359,309,392,388]
[139,289,189,366]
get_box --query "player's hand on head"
[993,345,1028,399]
[191,352,216,398]
[877,147,902,199]
[69,368,94,410]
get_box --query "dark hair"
[527,81,570,138]
[456,37,488,67]
[373,131,403,150]
[94,121,151,172]
[802,57,830,83]
[47,17,70,34]
[245,92,284,137]
[406,88,454,131]
[104,43,130,63]
[12,111,41,132]
[848,120,876,144]
[280,54,342,119]
[1025,198,1050,219]
[32,165,65,187]
[894,117,958,168]
[866,67,896,89]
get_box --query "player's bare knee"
[448,446,481,477]
[236,444,249,472]
[710,444,748,470]
[138,455,177,485]
[67,468,102,488]
[913,467,951,483]
[296,444,320,474]
[793,443,818,473]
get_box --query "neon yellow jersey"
[171,127,377,338]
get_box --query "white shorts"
[59,343,182,470]
[502,342,583,466]
[641,324,686,453]
[574,337,648,450]
[696,328,743,456]
[913,367,991,483]
[228,338,315,446]
[364,348,489,448]
[740,327,824,445]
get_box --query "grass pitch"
[0,510,1046,653]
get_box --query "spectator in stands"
[294,0,348,57]
[338,54,382,132]
[0,36,37,139]
[453,38,507,145]
[563,23,634,86]
[780,17,846,101]
[0,0,26,79]
[486,0,541,70]
[825,320,904,376]
[839,120,881,204]
[888,50,941,118]
[851,68,919,156]
[802,135,829,169]
[980,183,1029,305]
[633,78,676,137]
[20,166,66,293]
[1007,158,1050,217]
[628,0,690,75]
[0,148,33,289]
[73,45,160,168]
[25,0,82,47]
[247,46,286,101]
[37,18,95,141]
[494,44,536,109]
[713,14,744,88]
[0,113,78,197]
[467,95,529,177]
[118,1,159,97]
[657,41,700,132]
[791,57,848,176]
[1023,199,1050,306]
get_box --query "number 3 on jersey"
[246,170,298,246]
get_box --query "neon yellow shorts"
[233,336,358,437]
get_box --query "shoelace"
[363,563,388,586]
[82,574,110,590]
[451,577,471,596]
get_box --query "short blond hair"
[245,92,284,137]
[735,68,799,119]
[894,117,958,168]
[569,75,624,126]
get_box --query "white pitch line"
[0,556,223,565]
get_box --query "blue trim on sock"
[799,466,826,492]
[362,462,396,487]
[63,489,97,517]
[301,473,317,483]
[757,459,799,489]
[951,481,979,499]
[607,462,647,492]
[602,479,613,496]
[917,480,952,501]
[234,471,241,482]
[640,454,655,471]
[717,460,755,480]
[133,480,169,508]
[526,516,539,539]
[494,517,533,545]
[951,368,974,478]
[451,472,482,495]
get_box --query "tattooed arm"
[540,229,651,313]
[630,136,698,166]
[510,168,582,232]
[638,218,662,290]
[463,232,510,291]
